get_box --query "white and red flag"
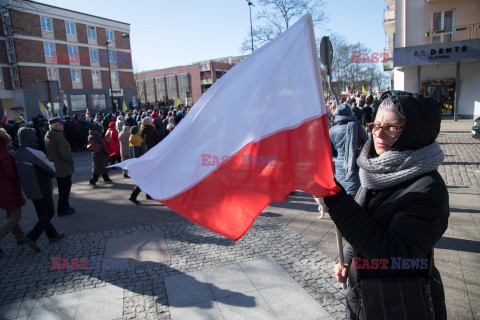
[1,109,6,124]
[118,14,339,241]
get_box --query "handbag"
[358,251,436,320]
[87,139,103,153]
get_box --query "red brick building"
[135,56,245,106]
[0,0,135,121]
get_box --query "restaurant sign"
[394,39,480,67]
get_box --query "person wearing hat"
[327,91,448,319]
[45,118,75,217]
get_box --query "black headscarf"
[378,90,442,152]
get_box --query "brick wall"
[10,10,41,37]
[54,43,69,66]
[59,68,72,89]
[53,18,66,41]
[101,70,110,88]
[0,40,8,64]
[99,48,108,68]
[15,39,44,63]
[135,64,203,104]
[76,23,87,44]
[18,66,47,89]
[81,69,92,89]
[2,67,12,90]
[119,71,134,90]
[114,30,130,50]
[97,27,106,46]
[79,46,90,66]
[117,51,132,69]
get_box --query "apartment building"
[383,0,480,119]
[0,0,135,121]
[135,56,245,106]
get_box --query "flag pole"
[320,36,346,289]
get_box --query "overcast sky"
[34,0,387,72]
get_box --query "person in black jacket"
[324,91,448,320]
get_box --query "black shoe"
[23,237,41,252]
[104,179,114,184]
[58,207,75,217]
[123,173,130,178]
[146,194,153,200]
[49,233,65,244]
[129,197,140,205]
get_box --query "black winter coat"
[88,130,109,175]
[327,170,449,320]
[141,125,161,150]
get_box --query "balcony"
[384,8,395,21]
[425,24,480,44]
[199,63,210,72]
[201,78,212,85]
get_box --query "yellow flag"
[122,100,126,113]
[39,100,50,120]
[16,114,25,123]
[362,85,366,94]
[174,96,180,109]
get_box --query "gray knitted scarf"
[357,140,444,190]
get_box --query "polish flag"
[1,110,6,124]
[117,14,339,241]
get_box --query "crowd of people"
[0,103,189,255]
[0,91,449,319]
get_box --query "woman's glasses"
[367,123,403,137]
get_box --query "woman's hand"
[335,263,349,283]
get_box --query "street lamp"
[106,32,129,112]
[246,0,254,53]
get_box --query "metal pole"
[106,41,114,112]
[454,62,460,121]
[248,1,254,53]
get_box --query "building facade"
[383,0,480,119]
[135,56,245,106]
[0,0,135,121]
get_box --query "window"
[44,42,55,57]
[70,94,87,111]
[8,53,16,63]
[92,70,101,83]
[87,26,96,39]
[3,25,12,35]
[13,80,20,89]
[89,48,99,63]
[6,39,14,49]
[106,29,114,42]
[108,51,117,63]
[71,69,81,82]
[68,46,79,61]
[10,66,18,76]
[41,17,52,32]
[92,94,107,110]
[111,71,119,83]
[65,22,76,36]
[47,68,59,81]
[1,11,10,22]
[432,10,454,43]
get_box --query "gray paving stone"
[164,271,213,307]
[259,281,331,320]
[76,297,123,320]
[215,291,274,320]
[169,300,224,320]
[238,257,296,290]
[202,263,257,299]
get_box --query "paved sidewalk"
[0,119,478,319]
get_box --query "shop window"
[432,10,454,43]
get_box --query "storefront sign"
[394,39,480,67]
[109,89,123,97]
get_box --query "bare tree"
[241,0,328,52]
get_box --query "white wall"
[458,61,480,117]
[393,67,417,92]
[405,0,425,47]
